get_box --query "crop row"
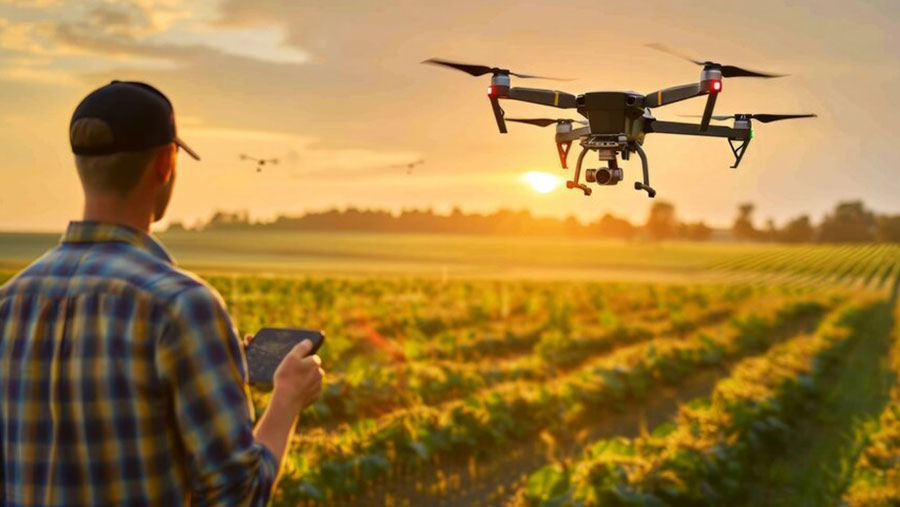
[713,244,900,290]
[214,276,753,371]
[518,298,877,506]
[283,301,740,428]
[272,296,829,503]
[843,301,900,506]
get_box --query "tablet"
[245,327,325,387]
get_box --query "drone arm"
[489,96,507,133]
[648,120,752,168]
[507,87,577,108]
[642,83,704,108]
[698,93,718,132]
[554,126,590,143]
[647,120,748,140]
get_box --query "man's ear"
[153,144,176,184]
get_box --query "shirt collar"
[61,221,174,264]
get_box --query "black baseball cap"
[70,80,199,160]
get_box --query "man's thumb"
[293,339,314,357]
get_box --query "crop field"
[0,234,898,505]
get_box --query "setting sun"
[522,171,561,194]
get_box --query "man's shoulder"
[149,265,225,308]
[99,247,224,308]
[0,242,223,309]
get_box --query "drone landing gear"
[632,144,656,198]
[567,141,656,198]
[728,137,751,169]
[556,141,572,169]
[567,146,592,196]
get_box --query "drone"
[239,153,279,172]
[423,45,816,198]
[388,159,425,174]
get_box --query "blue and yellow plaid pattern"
[0,221,277,506]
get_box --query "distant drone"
[239,153,279,173]
[388,159,425,174]
[423,44,816,198]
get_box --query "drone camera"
[585,168,623,186]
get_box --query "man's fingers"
[310,354,322,366]
[243,334,253,348]
[292,339,314,357]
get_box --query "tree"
[777,215,815,243]
[818,200,876,243]
[166,221,187,232]
[684,221,713,241]
[593,213,637,239]
[764,218,777,242]
[645,201,677,240]
[732,203,758,241]
[876,215,900,243]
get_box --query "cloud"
[0,19,63,55]
[0,0,308,87]
[0,0,64,6]
[181,126,309,143]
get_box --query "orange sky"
[0,0,897,231]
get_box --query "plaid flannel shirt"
[0,221,278,506]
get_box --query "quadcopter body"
[424,46,815,198]
[239,153,279,173]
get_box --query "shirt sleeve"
[155,285,279,506]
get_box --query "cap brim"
[175,136,200,161]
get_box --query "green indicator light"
[750,128,754,140]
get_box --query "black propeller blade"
[646,43,786,78]
[743,113,817,123]
[422,58,571,80]
[506,118,588,127]
[681,113,817,123]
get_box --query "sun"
[522,171,561,194]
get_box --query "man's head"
[70,81,198,223]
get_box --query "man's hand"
[271,340,323,413]
[253,339,324,471]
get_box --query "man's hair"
[72,118,158,195]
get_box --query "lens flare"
[522,171,561,194]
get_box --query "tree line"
[731,200,900,243]
[167,200,900,243]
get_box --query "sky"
[0,0,897,232]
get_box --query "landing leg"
[566,146,592,196]
[728,137,751,169]
[632,144,656,198]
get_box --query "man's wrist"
[268,388,303,421]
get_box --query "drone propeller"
[422,58,571,81]
[680,113,817,123]
[506,118,589,127]
[646,43,786,78]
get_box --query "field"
[1,231,899,505]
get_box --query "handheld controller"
[245,327,325,387]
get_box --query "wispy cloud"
[0,0,309,86]
[181,126,309,143]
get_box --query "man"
[0,81,323,505]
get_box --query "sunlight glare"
[522,171,561,194]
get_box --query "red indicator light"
[711,80,722,92]
[488,85,509,98]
